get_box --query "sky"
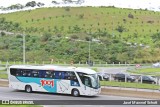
[0,0,160,13]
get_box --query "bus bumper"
[90,88,101,96]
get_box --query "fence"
[100,73,160,91]
[0,61,153,67]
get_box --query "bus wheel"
[72,89,80,97]
[25,85,32,93]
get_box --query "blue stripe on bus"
[16,77,59,93]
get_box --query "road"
[0,87,159,107]
[97,67,128,74]
[0,87,144,100]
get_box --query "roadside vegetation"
[127,67,160,76]
[0,74,7,79]
[0,7,160,63]
[100,81,160,90]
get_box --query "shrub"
[0,32,6,36]
[147,20,154,24]
[128,13,134,19]
[79,14,84,19]
[116,25,126,33]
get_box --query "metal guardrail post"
[106,62,107,66]
[141,75,143,84]
[109,74,111,81]
[125,74,127,83]
[6,61,9,69]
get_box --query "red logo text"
[40,80,54,87]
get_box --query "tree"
[37,2,45,7]
[14,22,20,28]
[128,13,134,19]
[71,35,79,40]
[72,25,81,33]
[25,1,37,7]
[79,14,84,19]
[64,7,70,11]
[0,17,6,23]
[0,32,6,36]
[152,33,160,43]
[41,32,52,42]
[116,25,126,33]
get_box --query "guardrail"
[99,73,160,86]
[0,61,153,67]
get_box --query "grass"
[127,67,160,76]
[0,7,160,45]
[100,81,160,90]
[91,67,98,72]
[137,68,160,73]
[0,73,8,79]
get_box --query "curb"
[0,80,8,87]
[101,88,160,99]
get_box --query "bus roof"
[9,65,96,74]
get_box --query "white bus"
[9,65,101,96]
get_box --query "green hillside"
[0,7,160,63]
[1,7,160,44]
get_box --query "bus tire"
[25,85,32,93]
[72,89,80,97]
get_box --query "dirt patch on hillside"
[101,88,160,99]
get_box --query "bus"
[8,65,101,96]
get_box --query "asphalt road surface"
[97,67,128,74]
[0,87,159,107]
[0,87,143,100]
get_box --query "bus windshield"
[77,72,100,89]
[88,74,100,89]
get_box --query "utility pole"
[89,37,91,66]
[23,32,25,64]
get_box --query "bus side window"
[70,72,78,82]
[10,68,17,76]
[22,70,27,77]
[38,70,45,78]
[61,72,65,79]
[51,72,55,79]
[45,71,52,78]
[50,71,54,78]
[27,71,31,77]
[54,71,59,79]
[32,70,39,77]
[64,72,69,80]
[16,69,22,76]
[84,76,91,87]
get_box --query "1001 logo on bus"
[40,80,54,87]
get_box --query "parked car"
[152,62,160,68]
[97,72,109,81]
[138,75,156,84]
[114,73,135,82]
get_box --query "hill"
[0,7,160,64]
